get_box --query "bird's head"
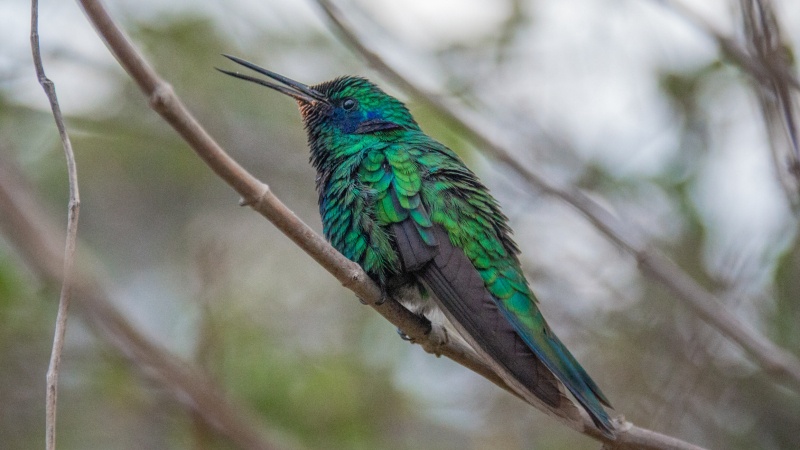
[219,55,420,160]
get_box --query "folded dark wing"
[392,221,575,417]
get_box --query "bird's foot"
[374,289,388,305]
[395,311,433,345]
[358,288,388,306]
[408,322,450,357]
[425,323,449,356]
[396,328,413,341]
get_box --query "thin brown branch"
[314,0,800,394]
[68,0,707,448]
[31,1,81,449]
[0,161,279,450]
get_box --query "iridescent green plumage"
[220,56,615,437]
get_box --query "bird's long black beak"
[217,54,328,105]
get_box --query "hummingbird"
[219,55,615,437]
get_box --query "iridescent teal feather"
[306,80,614,434]
[220,59,615,437]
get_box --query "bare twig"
[313,0,800,394]
[0,161,279,450]
[30,1,81,449]
[654,0,800,92]
[68,0,709,448]
[739,0,800,209]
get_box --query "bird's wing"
[370,145,577,425]
[385,140,614,436]
[392,220,585,423]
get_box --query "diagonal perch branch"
[74,0,705,448]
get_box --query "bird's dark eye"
[342,98,357,111]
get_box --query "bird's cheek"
[300,103,333,123]
[341,115,363,134]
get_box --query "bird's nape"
[216,54,328,105]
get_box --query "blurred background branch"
[0,159,280,450]
[656,0,800,208]
[739,0,800,208]
[657,0,799,91]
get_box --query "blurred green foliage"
[2,1,800,449]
